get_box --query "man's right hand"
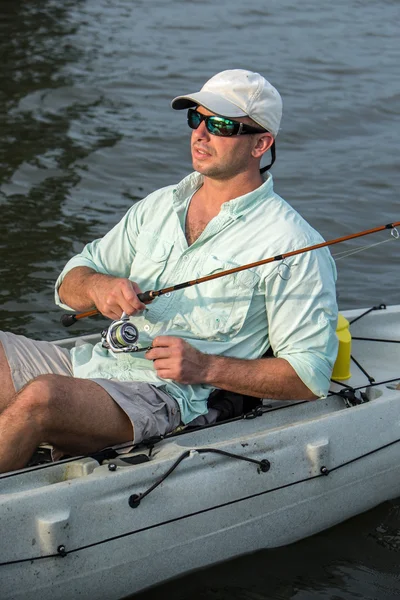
[58,267,148,318]
[89,276,147,320]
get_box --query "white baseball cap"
[171,69,282,138]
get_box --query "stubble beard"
[192,154,249,181]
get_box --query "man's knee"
[15,374,62,415]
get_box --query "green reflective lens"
[188,110,202,128]
[187,108,266,137]
[187,109,237,136]
[207,117,237,136]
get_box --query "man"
[0,69,338,473]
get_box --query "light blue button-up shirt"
[55,172,338,423]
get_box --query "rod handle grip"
[60,314,78,327]
[60,308,99,327]
[138,291,154,303]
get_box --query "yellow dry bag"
[332,313,352,380]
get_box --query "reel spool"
[101,317,140,353]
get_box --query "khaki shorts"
[0,331,181,449]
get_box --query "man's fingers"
[131,282,149,307]
[121,282,146,313]
[102,282,146,317]
[156,369,173,380]
[151,358,171,370]
[145,347,170,361]
[102,298,133,319]
[151,336,181,348]
[151,358,178,381]
[145,337,207,385]
[145,337,183,361]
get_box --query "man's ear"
[252,133,274,158]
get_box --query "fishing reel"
[101,314,149,354]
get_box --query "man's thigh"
[0,331,181,452]
[44,377,180,460]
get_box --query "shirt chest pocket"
[130,230,174,289]
[173,255,261,341]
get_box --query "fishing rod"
[61,221,400,331]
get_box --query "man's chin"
[192,161,218,178]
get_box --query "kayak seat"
[206,345,274,422]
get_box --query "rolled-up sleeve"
[265,246,338,398]
[55,203,140,310]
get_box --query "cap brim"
[171,91,247,118]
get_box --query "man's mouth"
[193,145,211,157]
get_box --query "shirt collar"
[172,171,275,219]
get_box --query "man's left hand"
[145,337,210,384]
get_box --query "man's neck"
[199,171,264,212]
[185,172,265,246]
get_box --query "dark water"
[133,500,400,600]
[1,0,400,598]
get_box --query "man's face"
[190,107,260,180]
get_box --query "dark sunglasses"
[187,108,267,137]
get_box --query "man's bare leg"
[0,342,17,413]
[0,374,134,473]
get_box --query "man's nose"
[194,119,210,139]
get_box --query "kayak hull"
[1,304,400,599]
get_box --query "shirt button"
[165,292,171,298]
[183,256,189,261]
[144,325,150,332]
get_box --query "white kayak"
[1,303,400,600]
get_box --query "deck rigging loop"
[348,303,387,326]
[335,388,370,408]
[128,448,271,509]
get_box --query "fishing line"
[332,237,396,261]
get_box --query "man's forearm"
[58,267,146,319]
[58,267,112,311]
[204,354,317,401]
